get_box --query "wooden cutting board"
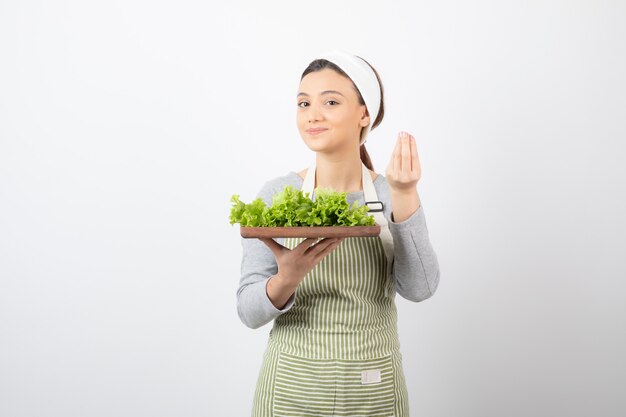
[240,225,381,238]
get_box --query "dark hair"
[300,58,385,171]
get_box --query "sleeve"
[387,202,441,302]
[236,181,296,329]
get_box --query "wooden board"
[240,225,381,238]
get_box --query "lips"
[306,128,328,135]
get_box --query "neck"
[314,151,363,193]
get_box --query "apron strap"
[361,164,394,277]
[301,164,395,276]
[302,165,316,198]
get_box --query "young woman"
[237,50,440,417]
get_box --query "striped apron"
[252,165,409,417]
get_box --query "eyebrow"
[297,90,346,98]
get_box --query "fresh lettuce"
[229,186,376,227]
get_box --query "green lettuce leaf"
[229,186,376,227]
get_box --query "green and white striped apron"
[252,164,409,417]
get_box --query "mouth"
[306,128,328,135]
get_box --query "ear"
[359,106,370,127]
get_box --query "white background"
[1,1,625,416]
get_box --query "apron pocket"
[273,352,396,417]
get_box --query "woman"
[237,50,440,417]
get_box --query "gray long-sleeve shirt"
[236,171,440,329]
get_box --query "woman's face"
[296,68,370,154]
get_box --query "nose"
[308,103,322,123]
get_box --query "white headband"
[316,50,381,145]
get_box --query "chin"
[301,136,331,152]
[302,143,325,153]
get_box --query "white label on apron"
[361,369,382,385]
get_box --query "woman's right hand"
[259,237,343,309]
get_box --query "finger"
[392,133,402,173]
[305,237,339,257]
[294,237,319,254]
[386,142,396,175]
[410,135,419,173]
[401,133,410,172]
[312,238,343,262]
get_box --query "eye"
[326,100,338,105]
[298,101,309,108]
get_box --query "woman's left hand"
[385,131,421,192]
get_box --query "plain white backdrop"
[1,1,625,416]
